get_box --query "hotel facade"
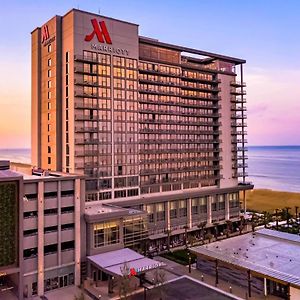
[30,7,254,297]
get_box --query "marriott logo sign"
[85,19,112,44]
[84,18,129,56]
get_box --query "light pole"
[275,208,279,231]
[187,252,191,273]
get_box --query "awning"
[87,248,164,277]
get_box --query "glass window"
[170,201,177,219]
[93,221,120,248]
[156,203,165,221]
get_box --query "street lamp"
[274,208,279,231]
[187,251,191,273]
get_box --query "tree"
[225,220,233,238]
[119,262,132,300]
[238,216,246,235]
[74,292,85,300]
[213,222,219,240]
[197,221,207,242]
[152,268,166,300]
[205,232,214,244]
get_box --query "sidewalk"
[32,286,93,300]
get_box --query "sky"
[0,0,299,148]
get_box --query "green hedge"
[0,182,17,267]
[161,249,196,265]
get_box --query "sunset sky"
[0,0,299,148]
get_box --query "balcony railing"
[230,88,246,95]
[230,81,246,87]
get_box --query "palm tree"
[213,222,220,240]
[205,231,214,244]
[197,221,207,242]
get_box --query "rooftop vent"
[0,160,10,170]
[32,167,49,177]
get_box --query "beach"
[245,189,300,213]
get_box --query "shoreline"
[245,189,300,213]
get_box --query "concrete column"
[225,194,230,221]
[207,197,212,225]
[264,277,267,297]
[119,219,124,245]
[187,198,192,228]
[37,181,44,296]
[57,181,61,266]
[166,201,170,231]
[74,179,81,286]
[243,190,247,213]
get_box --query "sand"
[245,189,300,213]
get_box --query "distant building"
[191,229,300,299]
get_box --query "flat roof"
[191,229,300,287]
[88,248,164,276]
[139,36,246,64]
[131,276,242,300]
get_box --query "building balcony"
[180,94,221,101]
[75,138,99,145]
[138,118,220,127]
[232,172,248,178]
[74,91,98,98]
[139,108,220,118]
[231,122,247,127]
[180,84,221,93]
[231,113,246,119]
[232,138,248,143]
[232,146,248,152]
[230,88,246,95]
[139,128,221,135]
[231,130,247,135]
[230,105,247,111]
[140,165,220,175]
[75,115,98,121]
[140,156,220,164]
[232,163,248,169]
[140,174,221,186]
[74,54,110,65]
[74,102,99,109]
[139,148,221,155]
[138,98,221,110]
[139,88,181,97]
[74,126,98,133]
[230,97,246,103]
[74,66,98,75]
[181,75,221,84]
[74,78,100,87]
[230,81,246,87]
[139,138,220,144]
[138,67,180,78]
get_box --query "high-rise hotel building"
[32,9,253,245]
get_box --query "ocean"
[0,146,299,193]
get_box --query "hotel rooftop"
[191,228,300,288]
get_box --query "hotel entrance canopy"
[87,248,164,277]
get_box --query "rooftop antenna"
[98,8,101,15]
